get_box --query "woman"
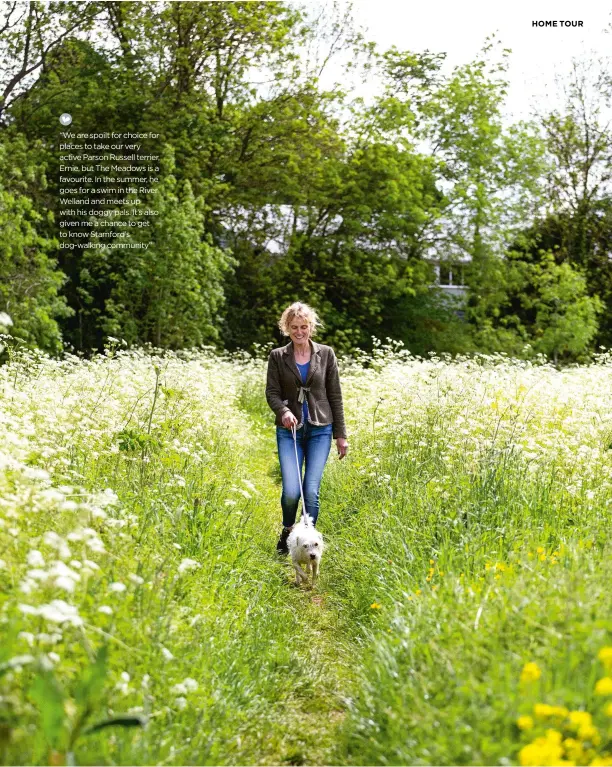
[265,302,348,555]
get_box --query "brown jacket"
[265,340,347,440]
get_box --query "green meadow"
[1,343,612,766]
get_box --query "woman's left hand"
[336,438,348,460]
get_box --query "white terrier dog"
[287,513,324,588]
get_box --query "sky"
[316,0,612,121]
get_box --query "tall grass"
[1,342,612,765]
[325,347,612,765]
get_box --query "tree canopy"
[1,1,610,362]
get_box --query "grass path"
[239,415,355,766]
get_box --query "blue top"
[295,361,310,423]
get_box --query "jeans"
[276,422,333,527]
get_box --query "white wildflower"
[54,576,76,592]
[40,489,66,503]
[96,489,119,507]
[25,568,47,581]
[23,467,50,482]
[38,599,83,626]
[171,677,198,695]
[43,532,71,560]
[0,654,35,672]
[27,550,45,567]
[86,537,106,554]
[178,558,200,574]
[48,561,81,582]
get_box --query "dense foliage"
[0,1,610,359]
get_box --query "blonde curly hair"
[278,302,324,337]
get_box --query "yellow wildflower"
[534,703,555,718]
[590,758,612,766]
[519,730,564,766]
[562,737,585,762]
[370,603,381,610]
[517,715,534,730]
[521,662,542,683]
[594,677,612,696]
[569,711,592,730]
[598,647,612,673]
[537,546,545,554]
[577,724,600,745]
[552,706,569,718]
[534,703,568,719]
[415,589,422,596]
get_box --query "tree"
[219,89,446,352]
[0,134,72,352]
[501,246,603,363]
[0,0,104,124]
[417,39,547,345]
[541,56,612,268]
[506,209,612,350]
[80,147,234,349]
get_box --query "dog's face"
[288,524,324,562]
[297,536,322,560]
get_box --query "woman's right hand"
[281,410,298,429]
